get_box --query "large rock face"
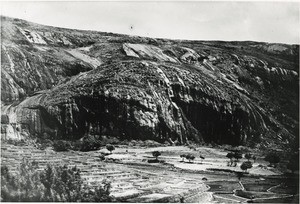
[1,16,299,148]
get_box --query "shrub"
[106,144,115,154]
[1,160,112,202]
[52,140,72,152]
[80,136,102,151]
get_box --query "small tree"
[241,161,253,172]
[152,151,161,161]
[245,153,252,161]
[264,152,280,167]
[226,152,234,166]
[234,152,243,162]
[106,144,115,154]
[180,154,186,162]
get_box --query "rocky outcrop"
[1,16,298,148]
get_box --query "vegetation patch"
[1,160,113,202]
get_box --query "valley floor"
[1,143,298,203]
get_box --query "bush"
[264,152,280,167]
[1,160,112,202]
[80,136,102,152]
[106,144,115,154]
[53,140,71,152]
[6,139,26,146]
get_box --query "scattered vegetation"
[1,160,112,202]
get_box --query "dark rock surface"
[1,16,299,149]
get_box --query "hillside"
[1,16,299,150]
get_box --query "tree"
[226,152,234,166]
[234,152,243,162]
[264,152,280,167]
[106,144,115,154]
[245,153,252,161]
[180,154,186,162]
[152,151,161,161]
[241,161,253,172]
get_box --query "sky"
[1,1,299,44]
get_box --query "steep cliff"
[1,16,299,148]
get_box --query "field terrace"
[1,143,213,202]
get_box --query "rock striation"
[1,16,299,148]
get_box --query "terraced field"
[1,143,298,203]
[1,143,212,202]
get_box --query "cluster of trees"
[180,154,205,163]
[225,149,299,174]
[226,151,243,167]
[52,137,116,154]
[264,152,280,167]
[1,160,113,202]
[52,136,103,152]
[225,150,255,172]
[42,135,118,152]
